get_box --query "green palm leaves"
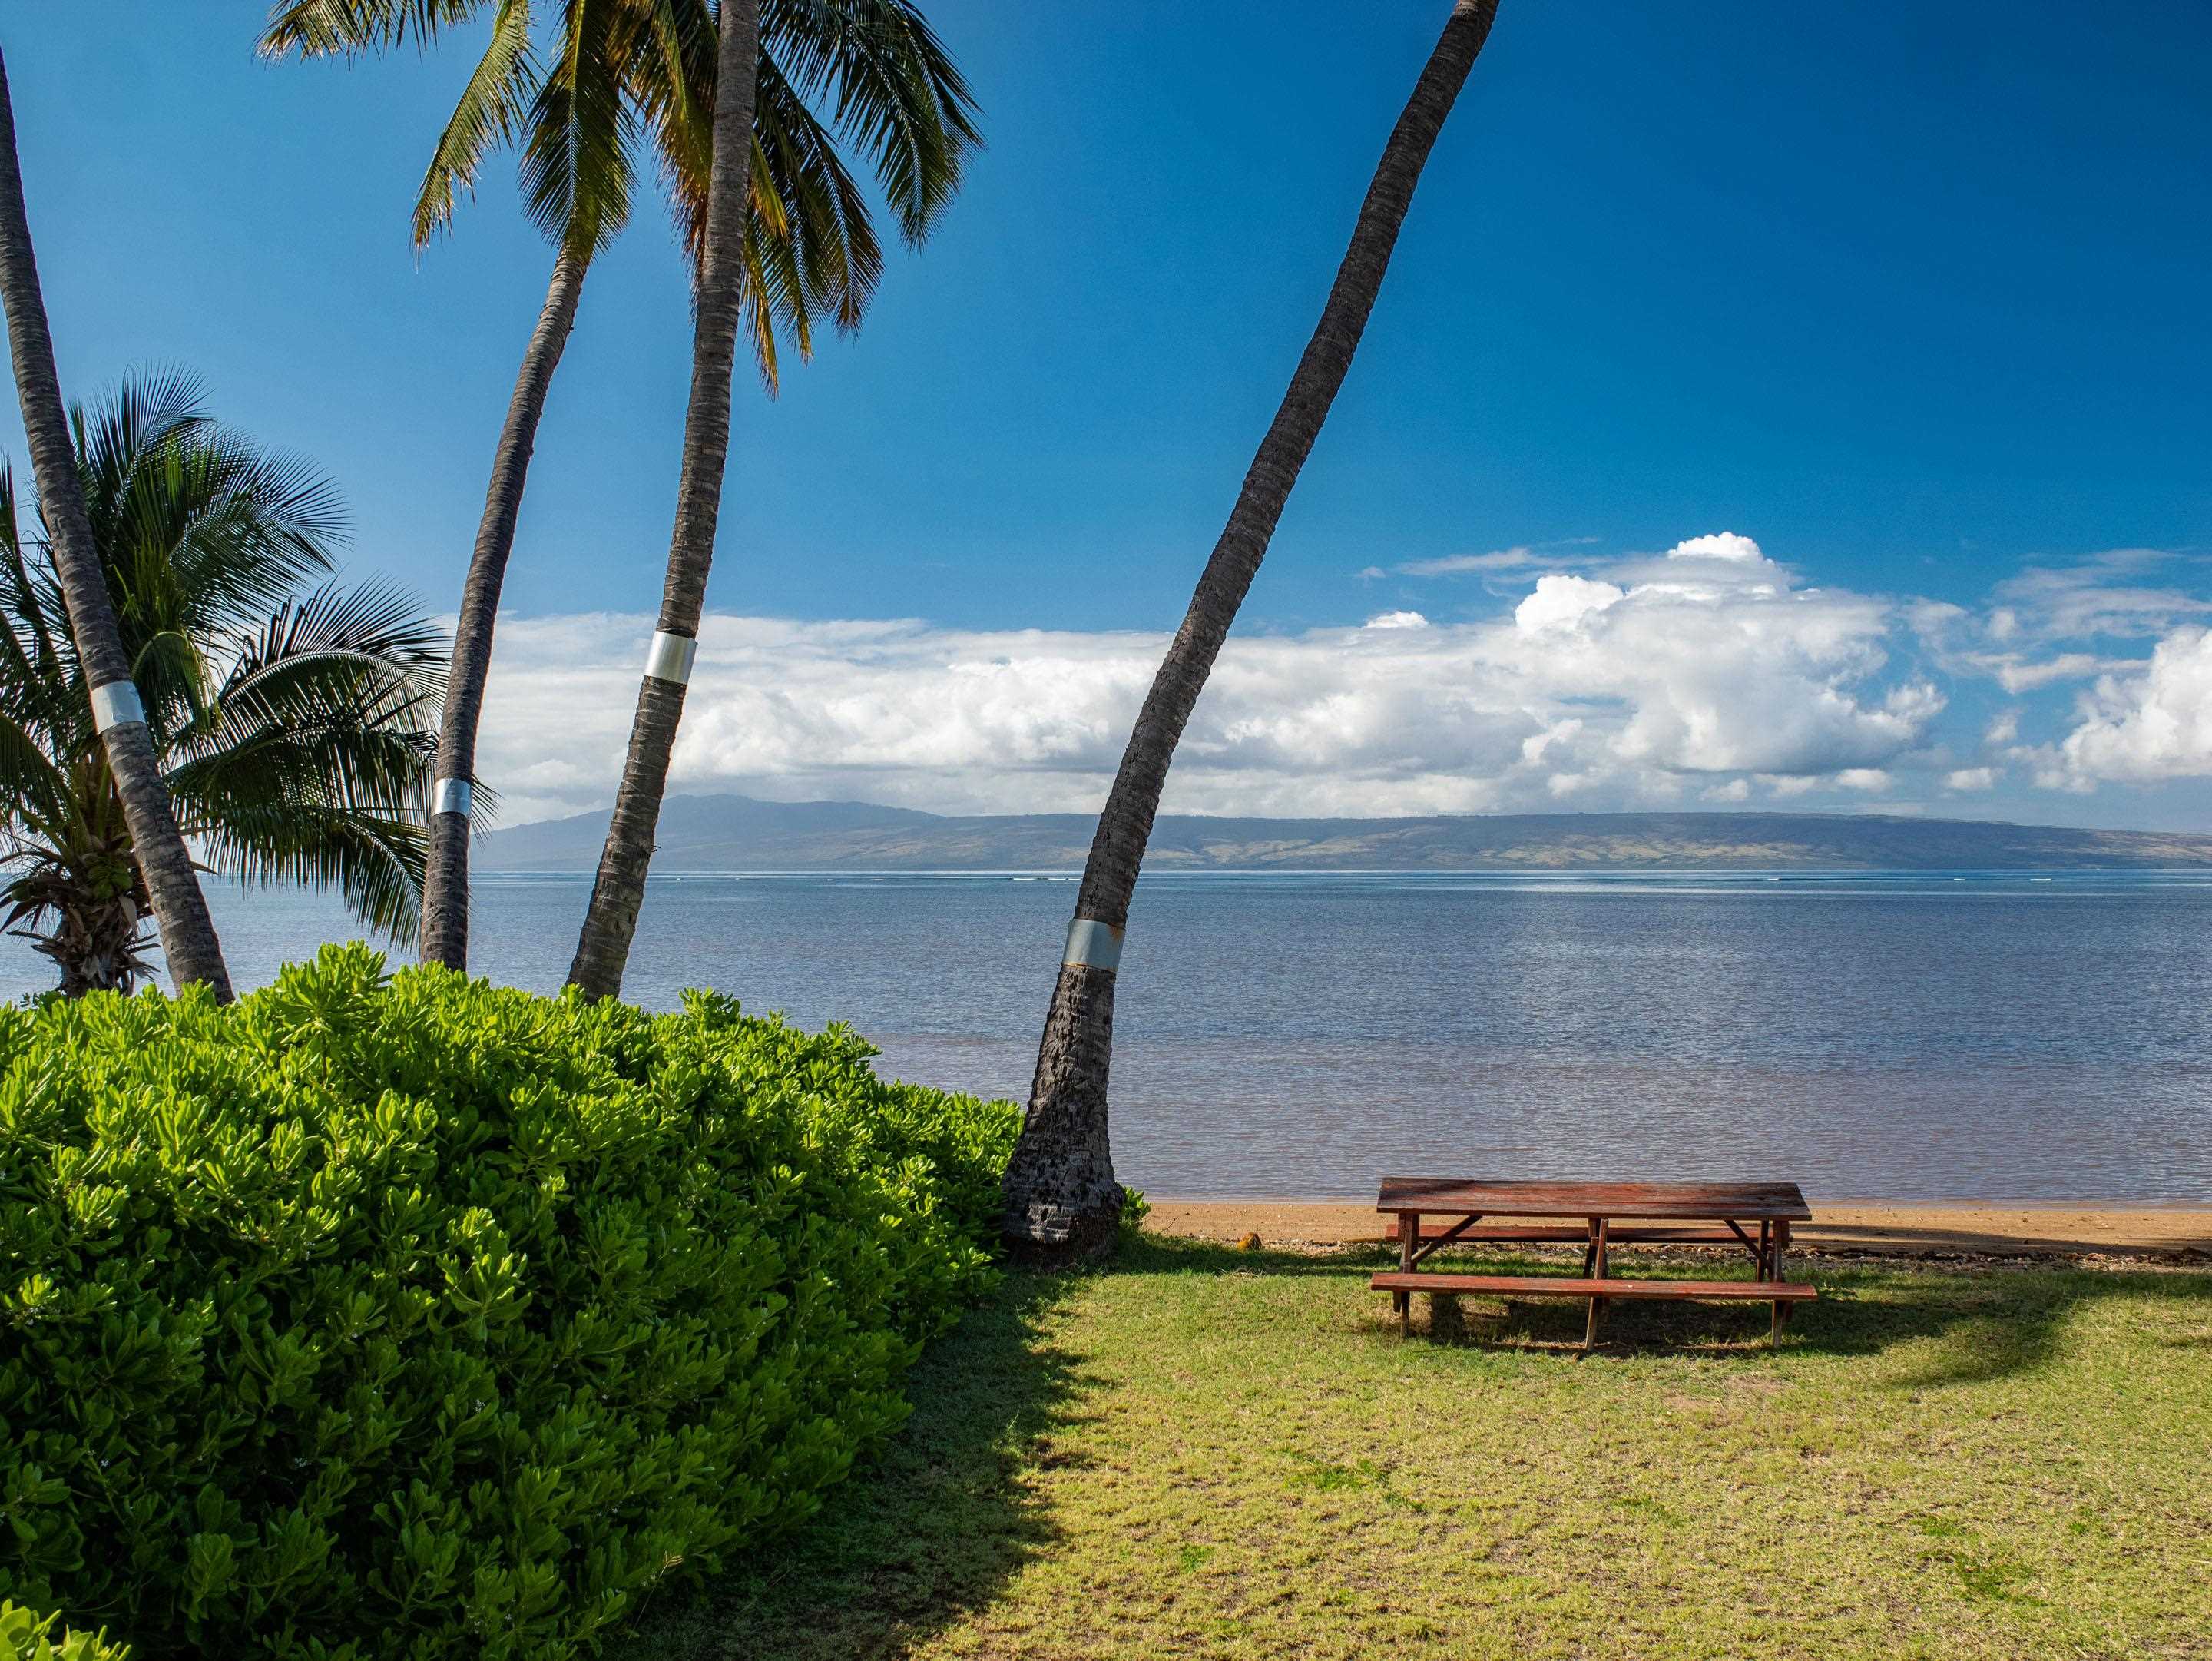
[0,373,446,993]
[263,0,979,387]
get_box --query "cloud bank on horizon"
[472,535,2212,828]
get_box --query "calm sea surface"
[5,870,2209,1204]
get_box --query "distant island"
[474,794,2212,873]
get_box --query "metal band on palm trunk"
[88,679,145,733]
[644,629,698,685]
[433,777,472,818]
[1062,917,1124,972]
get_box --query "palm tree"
[263,0,979,973]
[1000,1,1504,1261]
[564,0,975,997]
[0,373,446,996]
[0,48,234,998]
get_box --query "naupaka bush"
[0,944,1018,1660]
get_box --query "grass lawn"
[639,1235,2212,1660]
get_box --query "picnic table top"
[1376,1177,1813,1223]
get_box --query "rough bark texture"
[566,0,758,1000]
[421,249,588,970]
[45,889,151,998]
[1002,0,1500,1261]
[1002,961,1125,1264]
[0,48,233,1001]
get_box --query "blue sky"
[4,2,2210,829]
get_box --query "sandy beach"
[1144,1198,2212,1260]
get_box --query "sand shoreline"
[1144,1199,2212,1258]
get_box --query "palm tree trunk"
[565,0,757,1000]
[1001,0,1501,1261]
[0,47,233,1001]
[421,247,588,970]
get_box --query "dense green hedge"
[0,946,1019,1660]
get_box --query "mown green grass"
[637,1236,2212,1660]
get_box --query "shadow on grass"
[632,1234,2210,1657]
[1116,1231,2212,1387]
[631,1268,1094,1661]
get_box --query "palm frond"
[127,628,219,747]
[0,466,67,694]
[753,52,879,328]
[221,580,448,694]
[70,366,208,562]
[171,720,435,830]
[147,436,348,625]
[0,711,73,834]
[414,0,541,244]
[73,373,347,656]
[520,0,641,257]
[194,803,429,947]
[260,0,492,58]
[760,0,981,244]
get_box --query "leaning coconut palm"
[1001,1,1504,1261]
[262,0,979,974]
[565,0,978,998]
[0,48,233,997]
[0,373,446,996]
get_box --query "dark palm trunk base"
[1000,0,1502,1261]
[1003,963,1125,1261]
[0,48,233,1000]
[421,250,588,970]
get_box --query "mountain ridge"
[473,794,2212,872]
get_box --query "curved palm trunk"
[565,0,757,1000]
[421,248,588,970]
[1002,0,1501,1261]
[0,48,233,1001]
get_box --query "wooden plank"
[1377,1177,1812,1222]
[1369,1272,1816,1301]
[1409,1212,1484,1266]
[1384,1222,1744,1245]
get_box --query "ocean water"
[5,869,2208,1205]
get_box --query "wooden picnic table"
[1371,1178,1817,1348]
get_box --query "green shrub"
[0,946,1019,1660]
[0,1602,127,1661]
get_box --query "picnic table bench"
[1372,1178,1816,1348]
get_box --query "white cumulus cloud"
[2045,627,2212,787]
[1667,531,1765,562]
[470,531,1955,827]
[1515,575,1624,634]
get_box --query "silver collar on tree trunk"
[1062,917,1124,972]
[88,678,145,732]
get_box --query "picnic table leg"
[1757,1218,1773,1281]
[1583,1217,1611,1351]
[1397,1211,1416,1338]
[1774,1220,1795,1337]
